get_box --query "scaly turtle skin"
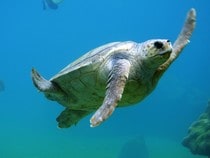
[32,8,196,128]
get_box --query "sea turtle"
[32,8,196,128]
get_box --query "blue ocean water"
[0,0,209,158]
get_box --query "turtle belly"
[118,79,154,107]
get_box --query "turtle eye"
[154,41,163,49]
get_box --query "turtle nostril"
[154,41,163,49]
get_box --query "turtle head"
[139,39,172,68]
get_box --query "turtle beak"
[159,48,172,55]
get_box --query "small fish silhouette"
[43,0,63,10]
[0,80,5,92]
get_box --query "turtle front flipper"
[158,8,196,72]
[90,59,131,127]
[172,8,196,55]
[153,8,196,85]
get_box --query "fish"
[0,80,5,92]
[43,0,63,10]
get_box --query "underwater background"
[0,0,210,158]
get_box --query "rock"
[118,136,149,158]
[182,101,210,157]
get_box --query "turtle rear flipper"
[31,68,69,102]
[31,68,55,92]
[57,108,91,128]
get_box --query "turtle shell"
[48,41,136,110]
